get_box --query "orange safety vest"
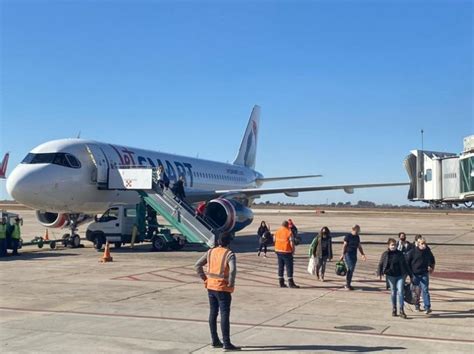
[274,227,293,253]
[206,246,234,293]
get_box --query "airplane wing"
[255,174,322,183]
[188,182,409,201]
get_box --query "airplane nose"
[6,165,42,204]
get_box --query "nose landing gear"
[61,214,84,248]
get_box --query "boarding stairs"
[92,162,218,248]
[138,188,217,248]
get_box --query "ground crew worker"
[11,217,21,256]
[194,233,240,351]
[274,220,299,288]
[0,218,7,257]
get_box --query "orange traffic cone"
[44,229,49,241]
[100,241,113,263]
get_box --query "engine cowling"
[204,198,253,233]
[35,211,90,228]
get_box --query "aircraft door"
[86,144,109,188]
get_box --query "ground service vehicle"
[85,203,185,251]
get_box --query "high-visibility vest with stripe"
[206,246,234,293]
[0,224,6,239]
[274,227,293,253]
[12,224,21,240]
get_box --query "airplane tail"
[233,105,260,169]
[0,153,9,179]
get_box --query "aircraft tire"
[62,233,70,247]
[71,234,81,248]
[151,235,167,252]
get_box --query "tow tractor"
[1,210,60,250]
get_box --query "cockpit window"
[65,154,81,168]
[22,153,81,169]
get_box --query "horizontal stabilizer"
[256,174,322,183]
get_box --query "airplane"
[6,106,408,240]
[0,153,9,179]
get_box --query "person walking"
[406,236,435,314]
[274,221,299,288]
[378,238,412,318]
[171,175,186,201]
[288,218,300,245]
[308,226,333,281]
[257,221,270,257]
[157,165,170,190]
[196,201,207,217]
[396,232,413,255]
[0,217,7,257]
[340,224,366,290]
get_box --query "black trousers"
[277,252,294,279]
[0,238,6,256]
[208,290,232,345]
[11,239,19,255]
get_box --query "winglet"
[233,105,260,169]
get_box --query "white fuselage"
[7,139,263,214]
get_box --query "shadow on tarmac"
[0,252,79,261]
[428,309,474,319]
[241,344,406,352]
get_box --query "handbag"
[404,282,416,305]
[307,256,316,275]
[335,260,347,276]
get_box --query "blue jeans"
[344,253,357,286]
[412,273,431,309]
[208,290,232,346]
[277,252,294,279]
[386,275,404,310]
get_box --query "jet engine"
[204,198,253,233]
[35,211,90,228]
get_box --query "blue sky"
[1,0,472,205]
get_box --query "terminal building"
[404,135,474,207]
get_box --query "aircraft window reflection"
[21,152,81,169]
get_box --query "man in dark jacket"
[406,236,435,314]
[378,238,412,318]
[171,176,186,201]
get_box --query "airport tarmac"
[1,208,473,353]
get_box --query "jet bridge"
[404,135,474,207]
